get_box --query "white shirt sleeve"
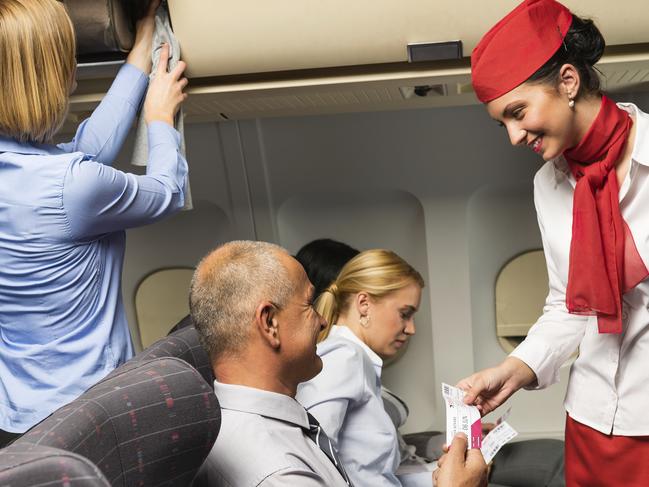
[509,174,588,389]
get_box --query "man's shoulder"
[199,409,315,487]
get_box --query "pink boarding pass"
[442,383,482,449]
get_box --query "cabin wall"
[110,91,649,438]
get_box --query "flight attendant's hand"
[456,357,536,415]
[434,434,487,487]
[143,44,188,126]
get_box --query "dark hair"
[295,239,360,297]
[527,15,605,96]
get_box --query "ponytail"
[315,249,424,342]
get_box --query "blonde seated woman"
[295,249,565,487]
[296,249,460,486]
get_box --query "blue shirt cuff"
[105,63,149,111]
[148,121,181,149]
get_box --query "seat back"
[13,357,220,487]
[0,443,109,487]
[136,323,214,386]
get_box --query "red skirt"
[565,414,649,486]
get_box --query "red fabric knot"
[564,96,648,334]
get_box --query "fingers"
[465,448,487,469]
[482,422,496,433]
[157,44,170,75]
[447,433,468,466]
[170,60,187,80]
[458,373,490,406]
[456,376,479,404]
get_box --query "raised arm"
[57,0,161,163]
[62,45,188,239]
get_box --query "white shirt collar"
[329,325,383,375]
[620,102,649,168]
[213,379,309,429]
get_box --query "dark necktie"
[304,412,354,486]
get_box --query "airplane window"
[495,250,548,353]
[134,267,194,348]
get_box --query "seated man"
[190,240,485,487]
[190,241,353,486]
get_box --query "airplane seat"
[8,357,220,487]
[167,313,194,335]
[0,443,110,487]
[135,320,214,387]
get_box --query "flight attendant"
[458,0,649,485]
[0,0,188,444]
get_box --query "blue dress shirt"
[297,325,402,487]
[0,64,187,432]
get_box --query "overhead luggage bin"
[68,0,649,121]
[168,0,649,78]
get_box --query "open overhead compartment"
[68,0,649,122]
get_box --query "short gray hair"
[190,240,296,360]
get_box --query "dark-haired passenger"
[461,0,649,484]
[296,239,360,297]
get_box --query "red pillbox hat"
[471,0,573,103]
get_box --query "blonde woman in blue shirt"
[0,0,188,444]
[296,249,426,486]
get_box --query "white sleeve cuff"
[510,338,561,390]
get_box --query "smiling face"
[362,281,422,359]
[275,254,327,384]
[485,80,584,161]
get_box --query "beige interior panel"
[495,250,548,351]
[67,47,649,125]
[168,0,649,78]
[134,268,194,348]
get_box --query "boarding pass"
[441,383,518,460]
[442,383,482,449]
[481,420,518,464]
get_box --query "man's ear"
[255,300,280,349]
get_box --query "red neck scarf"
[564,96,647,333]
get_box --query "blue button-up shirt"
[0,64,187,432]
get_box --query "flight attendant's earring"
[359,315,370,328]
[568,95,575,109]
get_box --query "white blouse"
[296,325,402,486]
[511,102,649,436]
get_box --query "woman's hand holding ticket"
[456,357,536,415]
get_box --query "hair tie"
[328,283,338,295]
